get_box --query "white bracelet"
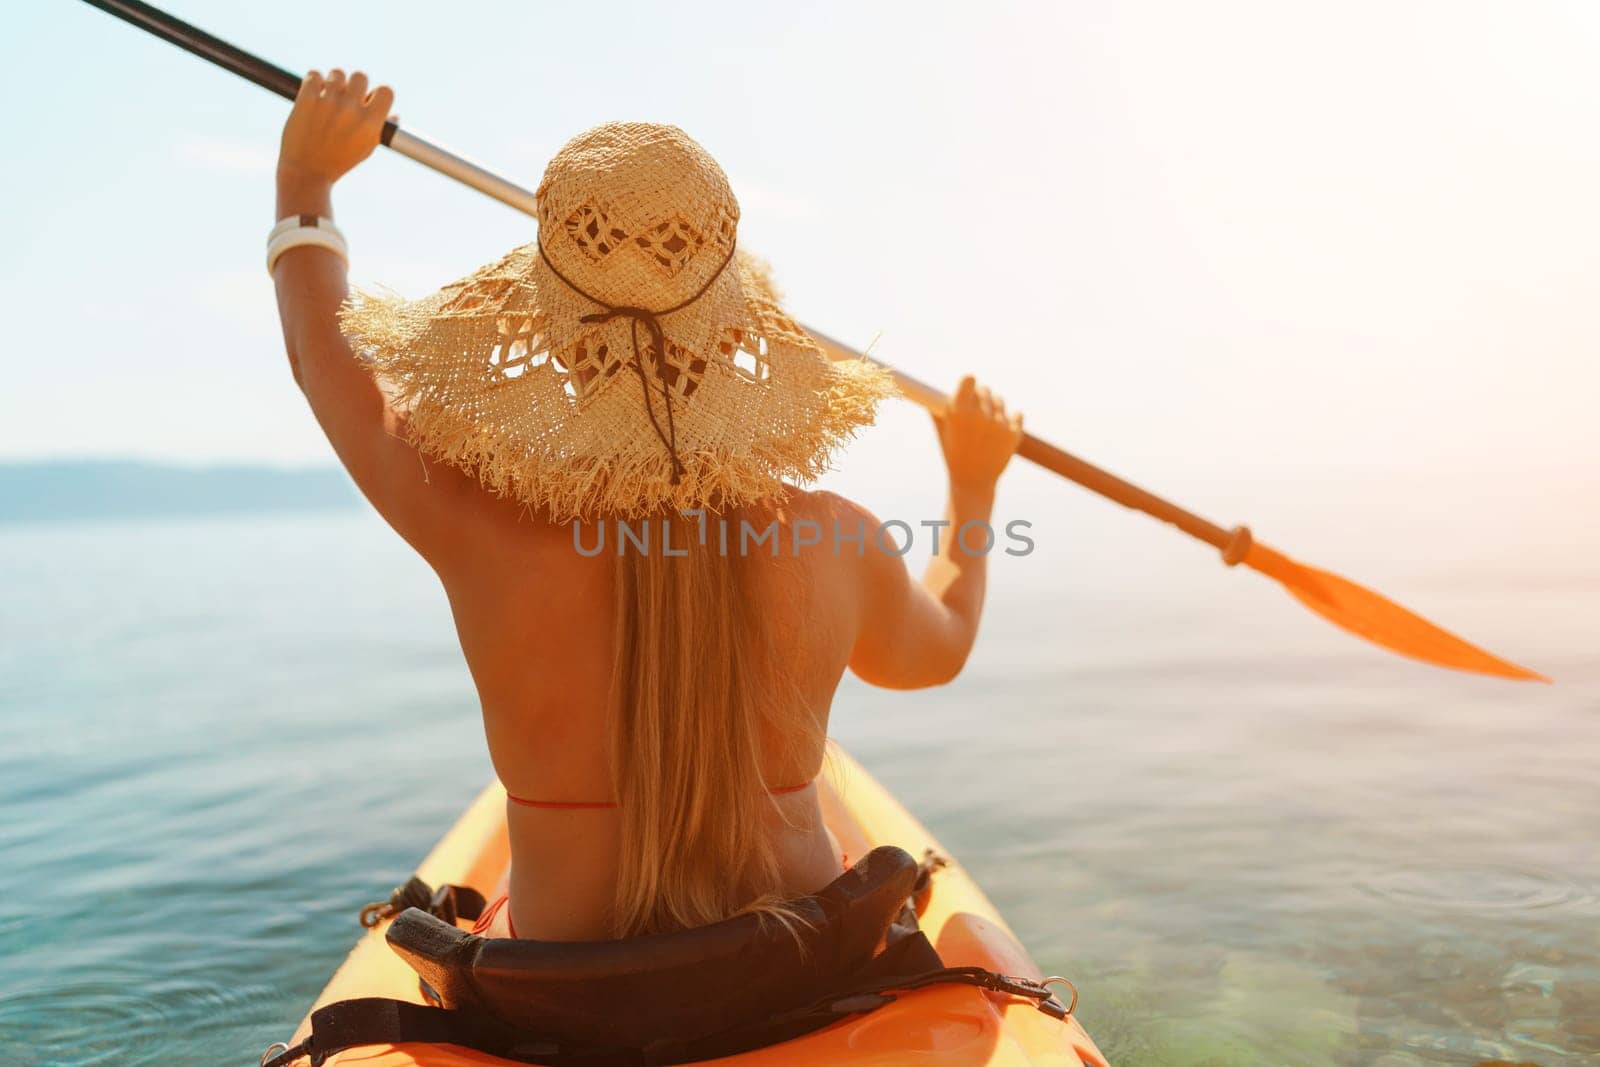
[269,214,336,242]
[266,216,349,275]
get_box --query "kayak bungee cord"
[76,0,1547,682]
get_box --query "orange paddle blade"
[1243,543,1549,682]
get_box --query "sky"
[2,1,1597,576]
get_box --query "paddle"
[78,0,1548,683]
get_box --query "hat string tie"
[577,307,684,484]
[537,241,738,486]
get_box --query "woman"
[271,71,1023,942]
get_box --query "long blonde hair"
[607,507,817,937]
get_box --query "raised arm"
[271,69,483,562]
[848,377,1024,689]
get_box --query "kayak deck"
[292,747,1108,1066]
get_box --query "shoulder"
[785,487,878,531]
[424,483,585,585]
[775,489,903,575]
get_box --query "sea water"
[1,502,1595,1066]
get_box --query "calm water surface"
[1,510,1596,1065]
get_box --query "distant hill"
[0,459,361,522]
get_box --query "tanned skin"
[272,70,1024,939]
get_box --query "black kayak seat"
[386,845,920,1050]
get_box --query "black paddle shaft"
[80,0,398,144]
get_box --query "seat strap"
[262,925,1070,1067]
[261,997,565,1067]
[358,877,486,929]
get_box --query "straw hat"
[339,121,894,521]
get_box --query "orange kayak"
[290,746,1108,1066]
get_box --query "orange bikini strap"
[506,795,619,811]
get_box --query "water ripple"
[1357,863,1586,913]
[0,975,272,1067]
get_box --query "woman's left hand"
[277,69,394,186]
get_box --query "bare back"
[438,490,863,939]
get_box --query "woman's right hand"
[932,376,1024,496]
